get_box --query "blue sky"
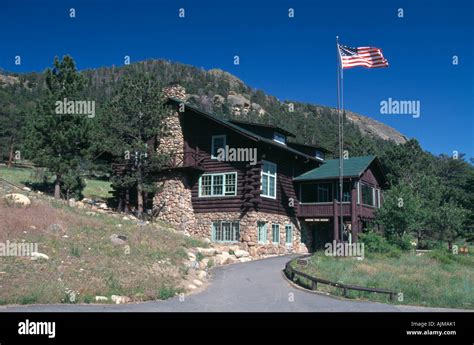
[1,0,473,159]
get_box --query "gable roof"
[167,98,320,162]
[294,155,381,181]
[228,120,296,138]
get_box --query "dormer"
[273,132,286,145]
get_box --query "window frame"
[198,172,237,197]
[211,134,226,159]
[272,224,280,244]
[261,160,277,199]
[285,224,293,246]
[361,183,375,207]
[257,222,267,244]
[211,221,240,243]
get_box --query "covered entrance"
[306,219,333,251]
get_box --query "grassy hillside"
[0,173,206,305]
[290,251,474,309]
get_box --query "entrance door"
[311,222,333,251]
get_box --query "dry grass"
[0,191,206,305]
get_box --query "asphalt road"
[0,255,468,312]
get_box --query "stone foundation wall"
[194,211,309,257]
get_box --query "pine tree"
[23,55,91,199]
[94,73,171,217]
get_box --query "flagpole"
[336,36,344,243]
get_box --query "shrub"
[387,234,412,251]
[359,231,401,257]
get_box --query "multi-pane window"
[199,172,237,197]
[361,184,374,206]
[285,225,293,245]
[300,182,334,203]
[261,161,277,198]
[212,221,240,242]
[257,222,267,244]
[336,181,352,202]
[211,135,226,159]
[272,224,280,244]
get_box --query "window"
[212,221,240,242]
[199,172,237,197]
[336,181,351,202]
[273,132,286,145]
[315,150,325,160]
[356,182,360,204]
[211,135,226,159]
[377,189,381,208]
[285,225,293,245]
[261,161,277,199]
[257,222,267,244]
[361,184,374,206]
[300,182,333,203]
[272,224,280,244]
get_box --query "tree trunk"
[448,241,453,252]
[124,189,130,213]
[54,175,61,199]
[137,183,144,218]
[7,136,14,168]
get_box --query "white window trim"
[361,183,375,207]
[212,221,240,243]
[356,182,360,205]
[261,160,277,199]
[377,189,381,208]
[258,222,267,244]
[198,172,237,197]
[272,224,280,244]
[211,135,226,159]
[285,224,293,246]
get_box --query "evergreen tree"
[94,74,171,217]
[23,56,90,199]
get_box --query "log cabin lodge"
[154,85,388,256]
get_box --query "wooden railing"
[284,258,398,301]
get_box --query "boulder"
[95,296,108,302]
[111,295,131,304]
[22,186,32,192]
[110,234,127,245]
[187,284,197,290]
[68,198,76,207]
[196,247,217,257]
[239,257,252,263]
[228,245,240,253]
[214,252,230,265]
[197,270,207,279]
[187,252,196,261]
[192,279,203,287]
[4,193,31,207]
[234,250,250,258]
[248,247,257,257]
[30,252,49,260]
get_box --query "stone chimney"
[162,83,186,101]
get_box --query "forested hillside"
[1,59,403,162]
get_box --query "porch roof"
[293,155,376,181]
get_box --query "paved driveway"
[0,255,467,312]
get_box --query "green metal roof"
[293,155,376,181]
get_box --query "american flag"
[338,44,389,69]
